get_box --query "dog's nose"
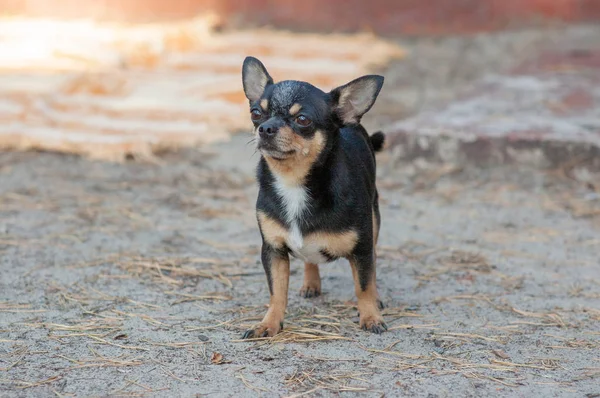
[258,119,281,139]
[258,125,274,138]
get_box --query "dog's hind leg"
[373,202,385,310]
[300,262,321,298]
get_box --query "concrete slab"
[385,49,600,169]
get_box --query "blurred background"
[2,3,600,396]
[1,0,599,161]
[3,0,600,33]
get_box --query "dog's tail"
[370,131,385,152]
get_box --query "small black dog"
[241,56,387,337]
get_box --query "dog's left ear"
[242,56,274,102]
[330,75,384,125]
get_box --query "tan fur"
[337,89,354,124]
[304,230,358,257]
[260,98,269,111]
[250,255,290,337]
[336,79,379,124]
[349,258,384,330]
[288,103,302,116]
[372,208,379,246]
[264,129,325,185]
[300,263,321,295]
[257,211,288,250]
[372,208,381,305]
[258,211,358,259]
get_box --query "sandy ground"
[2,134,600,397]
[2,25,600,398]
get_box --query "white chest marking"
[273,175,308,224]
[272,175,324,262]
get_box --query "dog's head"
[242,56,383,182]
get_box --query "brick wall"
[2,0,599,35]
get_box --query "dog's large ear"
[242,56,273,102]
[330,75,384,125]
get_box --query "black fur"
[256,122,379,244]
[370,131,385,152]
[241,56,387,335]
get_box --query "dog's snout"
[258,119,281,139]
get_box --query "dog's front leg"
[242,245,290,338]
[349,250,387,334]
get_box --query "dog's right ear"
[242,56,273,102]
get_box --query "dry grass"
[0,346,29,372]
[407,248,493,284]
[431,332,508,344]
[543,334,600,350]
[0,302,45,314]
[511,308,568,328]
[54,348,144,370]
[235,370,271,393]
[164,291,232,304]
[32,318,123,334]
[229,304,435,345]
[285,369,375,396]
[111,255,235,288]
[0,375,62,390]
[433,293,496,306]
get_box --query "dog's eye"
[251,109,262,121]
[295,115,312,127]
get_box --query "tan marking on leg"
[304,229,358,258]
[264,129,325,185]
[260,98,269,111]
[349,257,386,333]
[257,211,288,250]
[372,208,384,309]
[251,255,290,337]
[372,209,378,269]
[289,103,302,116]
[372,208,379,246]
[300,262,321,298]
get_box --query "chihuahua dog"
[241,56,387,338]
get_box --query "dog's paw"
[299,283,321,298]
[360,315,388,334]
[241,321,283,339]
